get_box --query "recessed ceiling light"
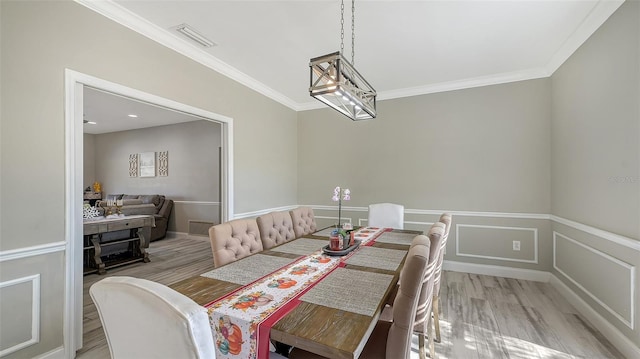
[87,121,97,125]
[128,114,138,118]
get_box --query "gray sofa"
[97,194,173,241]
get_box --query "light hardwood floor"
[77,235,624,359]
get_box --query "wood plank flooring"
[76,235,625,359]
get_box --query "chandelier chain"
[351,0,355,65]
[340,0,344,55]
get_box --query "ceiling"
[79,0,623,113]
[83,87,203,134]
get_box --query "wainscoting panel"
[553,231,635,329]
[0,274,40,357]
[456,224,538,264]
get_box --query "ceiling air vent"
[174,23,216,48]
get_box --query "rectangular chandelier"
[309,51,376,121]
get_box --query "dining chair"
[432,213,452,343]
[367,202,405,229]
[257,210,296,249]
[90,276,216,359]
[288,237,432,359]
[209,218,263,268]
[289,206,318,238]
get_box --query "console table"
[83,215,154,275]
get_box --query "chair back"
[368,203,405,229]
[257,211,296,249]
[433,213,452,296]
[90,276,215,359]
[209,218,263,268]
[289,207,317,237]
[386,238,431,358]
[410,222,445,333]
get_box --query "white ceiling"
[79,0,623,115]
[83,87,202,134]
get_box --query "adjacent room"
[1,1,638,359]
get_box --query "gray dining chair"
[257,210,297,249]
[289,236,432,359]
[368,202,405,229]
[209,218,263,268]
[290,206,318,237]
[432,213,452,343]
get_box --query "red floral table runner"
[205,226,386,359]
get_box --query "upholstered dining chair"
[288,237,432,359]
[368,202,405,229]
[432,213,452,343]
[289,206,317,238]
[90,276,216,359]
[257,210,296,249]
[209,218,263,268]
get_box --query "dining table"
[170,226,422,359]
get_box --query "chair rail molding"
[0,242,66,262]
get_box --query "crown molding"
[544,0,624,75]
[74,0,302,111]
[76,0,623,113]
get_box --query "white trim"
[74,0,300,111]
[551,215,640,251]
[64,69,234,356]
[308,205,550,220]
[443,260,550,282]
[550,274,640,359]
[0,242,66,262]
[165,231,189,239]
[455,224,539,264]
[544,0,624,76]
[0,274,41,357]
[32,347,65,359]
[553,231,635,329]
[233,205,298,219]
[173,200,221,206]
[315,215,353,225]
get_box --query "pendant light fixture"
[309,0,376,121]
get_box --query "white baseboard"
[443,260,551,282]
[33,346,65,359]
[549,275,640,359]
[165,231,188,239]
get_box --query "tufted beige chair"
[289,207,317,238]
[432,213,452,343]
[90,276,215,359]
[289,237,432,359]
[209,219,263,268]
[257,211,296,249]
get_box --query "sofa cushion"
[120,204,157,216]
[122,195,140,200]
[122,199,143,206]
[139,195,161,206]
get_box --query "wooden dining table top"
[170,227,422,359]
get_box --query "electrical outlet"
[513,240,521,251]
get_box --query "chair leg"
[433,295,441,343]
[428,316,436,359]
[418,333,427,359]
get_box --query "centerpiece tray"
[322,240,361,256]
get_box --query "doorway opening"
[64,69,234,355]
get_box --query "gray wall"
[83,133,96,190]
[0,1,297,357]
[299,78,552,272]
[550,0,640,346]
[94,120,222,232]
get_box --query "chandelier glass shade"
[309,51,376,120]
